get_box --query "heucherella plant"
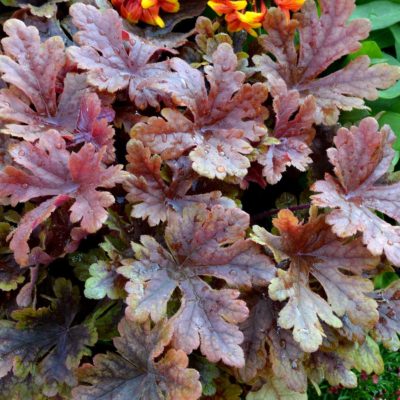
[0,0,399,399]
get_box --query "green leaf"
[247,373,307,400]
[351,1,400,30]
[374,271,400,289]
[389,23,400,58]
[350,337,384,375]
[191,356,220,396]
[348,40,383,61]
[378,111,400,149]
[68,248,106,281]
[84,260,125,300]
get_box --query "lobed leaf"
[0,21,114,157]
[239,294,307,392]
[307,350,357,388]
[72,318,202,400]
[253,0,400,124]
[0,278,97,391]
[247,370,308,400]
[134,43,268,180]
[118,204,275,367]
[256,77,316,184]
[124,140,235,226]
[0,131,126,266]
[253,210,379,352]
[68,3,170,109]
[312,117,400,266]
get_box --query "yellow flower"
[208,0,248,15]
[207,0,266,37]
[112,0,179,28]
[225,7,266,37]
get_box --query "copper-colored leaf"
[134,43,268,180]
[239,294,307,392]
[124,140,235,226]
[306,350,357,388]
[72,318,202,400]
[118,204,275,367]
[256,77,316,184]
[0,20,114,156]
[253,210,379,352]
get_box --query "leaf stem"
[251,203,311,223]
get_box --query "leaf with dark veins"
[124,140,235,226]
[134,43,268,180]
[253,210,379,352]
[306,350,357,388]
[312,117,400,267]
[68,3,170,109]
[0,131,125,266]
[0,18,65,116]
[238,294,307,391]
[0,20,115,155]
[256,77,316,184]
[0,278,97,391]
[72,318,202,400]
[118,204,275,367]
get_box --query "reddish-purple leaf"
[0,20,115,157]
[253,1,400,124]
[72,318,202,400]
[0,131,125,266]
[238,294,307,392]
[68,3,170,109]
[118,204,275,367]
[134,43,268,180]
[0,18,65,116]
[124,140,235,226]
[312,117,400,267]
[253,210,379,352]
[256,77,316,184]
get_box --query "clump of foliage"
[0,0,399,399]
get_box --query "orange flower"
[274,0,305,21]
[111,0,180,28]
[208,0,247,15]
[225,6,266,37]
[207,0,266,37]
